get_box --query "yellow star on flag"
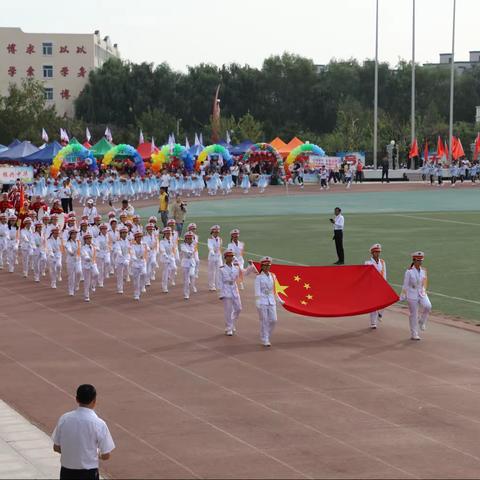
[293,275,301,282]
[304,283,311,290]
[306,294,313,300]
[274,277,289,297]
[301,300,308,305]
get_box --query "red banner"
[254,263,399,318]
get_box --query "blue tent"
[0,144,7,153]
[0,141,39,160]
[22,141,62,164]
[7,139,21,149]
[230,140,253,156]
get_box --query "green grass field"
[137,189,480,323]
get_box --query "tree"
[237,113,264,142]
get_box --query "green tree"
[237,113,264,142]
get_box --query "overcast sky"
[2,0,479,71]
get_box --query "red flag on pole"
[452,137,465,160]
[474,133,480,161]
[408,138,419,158]
[19,183,25,210]
[436,136,444,158]
[253,263,399,317]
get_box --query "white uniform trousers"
[0,240,5,269]
[369,309,384,327]
[6,245,17,273]
[83,268,97,300]
[115,263,128,293]
[223,296,242,332]
[131,265,145,300]
[66,259,80,295]
[20,248,31,277]
[183,266,196,299]
[257,305,277,343]
[161,261,176,292]
[407,296,432,338]
[146,255,157,285]
[96,256,110,287]
[31,252,46,282]
[48,257,62,288]
[208,258,221,290]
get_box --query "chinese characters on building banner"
[0,166,34,184]
[308,156,341,169]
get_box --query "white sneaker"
[84,297,90,302]
[225,330,233,336]
[262,341,271,347]
[184,296,189,300]
[370,325,377,330]
[411,335,421,341]
[420,323,426,331]
[51,284,56,289]
[117,290,123,294]
[133,296,140,301]
[192,286,197,293]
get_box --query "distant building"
[0,27,120,117]
[424,51,480,74]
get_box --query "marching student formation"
[0,192,432,345]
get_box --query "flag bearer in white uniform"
[19,217,34,278]
[95,224,110,288]
[81,233,98,302]
[227,228,245,289]
[180,231,197,299]
[31,222,47,283]
[167,218,180,277]
[187,223,200,279]
[143,223,158,286]
[6,214,19,273]
[113,226,130,294]
[107,218,119,275]
[207,225,223,291]
[130,231,148,301]
[65,229,81,296]
[0,213,8,269]
[364,243,387,329]
[159,227,176,293]
[47,227,62,289]
[400,251,432,340]
[255,256,278,347]
[218,249,244,335]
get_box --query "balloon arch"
[284,143,325,174]
[102,144,145,176]
[195,144,233,171]
[50,144,98,178]
[151,144,194,173]
[242,142,283,165]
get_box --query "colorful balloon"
[103,144,145,176]
[242,143,283,165]
[195,144,232,171]
[285,143,325,174]
[50,144,97,178]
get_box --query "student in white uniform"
[364,243,387,329]
[31,222,47,283]
[254,256,278,347]
[83,199,98,225]
[400,251,432,340]
[47,227,63,289]
[180,231,197,299]
[159,227,176,293]
[207,225,223,291]
[0,213,8,270]
[81,233,98,302]
[218,249,244,335]
[65,229,81,296]
[113,226,130,294]
[227,228,245,290]
[19,217,34,278]
[167,218,180,275]
[187,223,200,279]
[94,224,110,288]
[143,223,158,286]
[6,214,19,273]
[130,231,148,301]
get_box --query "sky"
[2,0,479,71]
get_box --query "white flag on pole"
[199,133,203,145]
[139,129,144,145]
[151,137,156,154]
[41,128,49,143]
[86,127,91,142]
[185,136,190,150]
[105,127,112,143]
[171,133,176,145]
[194,133,200,146]
[226,130,231,145]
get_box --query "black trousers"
[60,466,99,480]
[334,230,344,263]
[381,169,389,182]
[61,198,73,213]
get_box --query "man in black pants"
[330,207,345,265]
[381,157,390,183]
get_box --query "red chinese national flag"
[254,263,399,317]
[408,138,418,159]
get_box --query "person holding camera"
[330,207,345,265]
[171,196,187,236]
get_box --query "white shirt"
[255,272,277,306]
[83,206,98,224]
[52,407,115,470]
[401,266,428,301]
[218,264,241,299]
[333,214,344,231]
[364,257,387,279]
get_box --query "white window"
[44,88,53,101]
[43,65,53,78]
[42,42,53,56]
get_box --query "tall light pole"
[373,0,379,169]
[411,0,416,146]
[448,0,456,162]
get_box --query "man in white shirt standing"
[52,384,115,480]
[330,207,345,265]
